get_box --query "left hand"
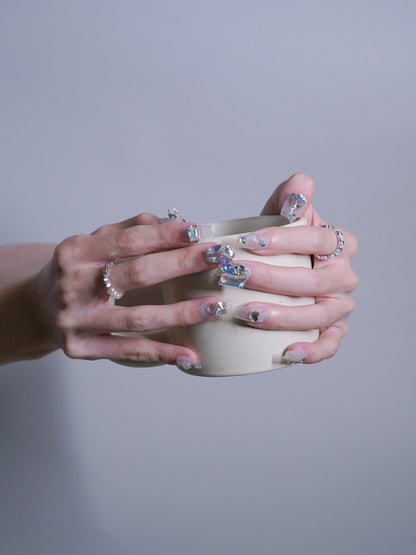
[235,172,358,364]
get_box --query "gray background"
[1,1,415,554]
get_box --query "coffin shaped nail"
[218,262,250,288]
[199,300,228,319]
[176,355,202,371]
[234,305,266,323]
[282,348,308,364]
[280,193,306,223]
[238,233,269,249]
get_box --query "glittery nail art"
[199,300,228,318]
[280,193,306,223]
[203,244,235,264]
[218,262,250,288]
[238,233,269,249]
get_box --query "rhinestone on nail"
[204,244,235,264]
[218,262,250,288]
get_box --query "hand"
[234,173,358,364]
[30,213,226,368]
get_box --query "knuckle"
[125,257,148,286]
[62,335,85,359]
[94,223,112,235]
[124,311,148,332]
[55,235,85,270]
[173,303,195,327]
[310,269,328,295]
[311,227,325,254]
[316,303,332,326]
[175,249,193,275]
[115,228,138,252]
[348,269,359,293]
[135,212,158,225]
[56,310,76,334]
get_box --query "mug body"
[162,215,319,377]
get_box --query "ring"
[102,262,124,301]
[315,224,344,260]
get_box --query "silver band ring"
[102,262,124,301]
[315,224,344,260]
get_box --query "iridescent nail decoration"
[203,244,235,264]
[199,300,228,318]
[176,356,202,371]
[280,192,306,223]
[159,208,186,222]
[186,224,201,242]
[238,233,269,249]
[218,262,250,288]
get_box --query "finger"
[62,221,208,263]
[108,242,216,291]
[283,320,348,364]
[261,172,315,218]
[67,297,227,333]
[92,212,160,235]
[238,261,358,296]
[239,224,357,259]
[233,297,355,331]
[63,332,199,366]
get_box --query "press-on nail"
[282,349,308,364]
[176,356,202,371]
[218,262,250,288]
[159,208,186,222]
[203,244,234,264]
[234,306,266,323]
[199,300,228,319]
[238,233,269,249]
[280,193,307,223]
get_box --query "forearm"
[0,244,57,365]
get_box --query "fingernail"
[238,232,269,249]
[176,355,202,371]
[282,348,308,364]
[234,305,266,323]
[218,262,250,288]
[181,224,214,242]
[203,244,235,264]
[199,300,228,319]
[158,207,186,222]
[280,193,307,223]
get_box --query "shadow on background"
[0,355,120,555]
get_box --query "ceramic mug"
[161,215,319,377]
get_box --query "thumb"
[261,172,315,218]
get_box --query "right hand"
[31,213,224,367]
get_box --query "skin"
[240,172,358,363]
[0,173,357,367]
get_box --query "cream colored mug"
[161,215,319,377]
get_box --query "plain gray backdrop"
[1,1,415,554]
